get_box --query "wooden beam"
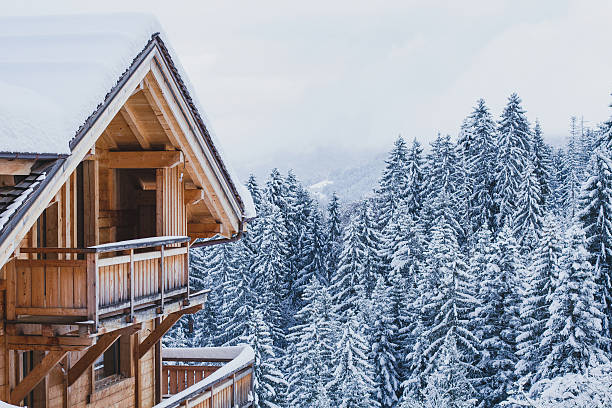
[0,159,36,176]
[7,335,92,350]
[138,304,202,359]
[138,176,156,191]
[83,160,99,247]
[10,350,67,404]
[104,151,182,169]
[188,223,222,234]
[184,189,204,205]
[101,130,118,150]
[66,324,140,387]
[120,103,152,149]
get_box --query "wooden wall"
[0,146,188,407]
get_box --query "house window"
[94,340,122,388]
[93,334,133,389]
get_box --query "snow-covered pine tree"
[515,216,563,388]
[251,202,289,349]
[405,138,426,218]
[407,191,479,393]
[472,225,522,406]
[466,99,498,235]
[422,133,461,237]
[325,192,343,285]
[377,135,409,227]
[243,309,287,408]
[512,161,543,251]
[327,310,379,408]
[578,149,612,344]
[286,277,336,407]
[219,240,255,345]
[330,209,369,319]
[495,93,532,231]
[537,226,610,381]
[295,207,327,302]
[370,277,401,408]
[246,174,264,214]
[531,120,552,210]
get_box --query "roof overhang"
[0,35,248,267]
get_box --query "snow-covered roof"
[0,13,255,230]
[0,13,160,156]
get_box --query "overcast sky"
[3,0,612,167]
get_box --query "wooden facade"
[0,33,253,408]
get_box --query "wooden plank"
[66,324,140,386]
[7,260,16,320]
[129,249,135,322]
[120,103,152,149]
[82,159,99,247]
[14,307,87,316]
[15,259,87,267]
[0,159,36,176]
[10,350,67,405]
[104,151,182,169]
[7,335,92,348]
[188,223,222,234]
[86,253,98,331]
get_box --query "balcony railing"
[155,345,254,408]
[9,236,191,330]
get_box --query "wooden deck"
[8,236,192,332]
[156,346,254,408]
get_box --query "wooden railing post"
[232,373,236,407]
[128,249,135,322]
[158,245,165,314]
[86,253,99,332]
[185,241,190,302]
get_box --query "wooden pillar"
[82,159,99,247]
[134,333,141,408]
[154,317,162,404]
[32,351,49,408]
[156,169,164,236]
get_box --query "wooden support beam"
[104,151,182,169]
[0,159,36,176]
[10,350,67,405]
[138,304,202,359]
[120,103,152,149]
[66,324,140,387]
[138,176,157,191]
[184,188,204,205]
[188,223,222,234]
[101,130,118,150]
[7,335,92,350]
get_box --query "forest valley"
[164,93,612,408]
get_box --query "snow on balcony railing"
[155,345,255,408]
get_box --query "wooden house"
[0,14,255,408]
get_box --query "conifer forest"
[165,94,612,407]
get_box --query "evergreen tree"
[325,193,343,285]
[472,226,522,406]
[243,309,287,408]
[247,174,264,214]
[408,196,479,392]
[531,120,552,209]
[377,135,409,226]
[328,311,378,408]
[331,213,369,318]
[296,207,327,296]
[512,162,543,250]
[463,99,498,236]
[537,226,610,380]
[405,138,426,218]
[287,278,336,407]
[252,203,289,348]
[578,149,612,343]
[515,217,563,387]
[495,93,532,230]
[370,277,401,407]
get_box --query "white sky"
[2,0,612,167]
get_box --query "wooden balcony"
[156,345,254,408]
[7,236,204,334]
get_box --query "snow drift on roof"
[0,13,255,218]
[0,13,161,155]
